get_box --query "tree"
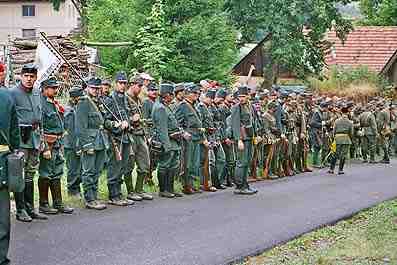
[134,0,169,80]
[359,0,397,25]
[225,0,354,80]
[87,0,238,83]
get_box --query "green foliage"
[359,0,397,25]
[86,0,237,83]
[134,0,169,80]
[225,0,353,80]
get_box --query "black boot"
[50,179,74,214]
[158,170,174,198]
[338,158,345,175]
[328,157,337,174]
[38,178,58,215]
[169,170,183,197]
[25,181,48,220]
[14,191,32,222]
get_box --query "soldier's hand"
[132,114,140,123]
[86,149,95,155]
[203,140,210,148]
[256,136,262,144]
[76,150,82,156]
[224,138,233,146]
[281,134,286,139]
[121,120,129,130]
[114,121,122,128]
[238,140,244,151]
[182,132,192,141]
[300,133,305,139]
[42,150,52,160]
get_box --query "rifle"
[262,141,274,179]
[202,144,210,190]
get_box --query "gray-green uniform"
[38,93,72,213]
[262,104,279,178]
[152,94,182,197]
[64,102,81,196]
[75,95,109,204]
[11,83,42,219]
[230,87,257,194]
[126,93,151,200]
[0,87,20,265]
[142,97,157,183]
[102,91,132,202]
[219,100,235,186]
[359,111,378,162]
[309,106,323,166]
[175,98,205,191]
[329,113,353,173]
[376,106,391,163]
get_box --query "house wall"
[388,60,397,85]
[0,0,79,43]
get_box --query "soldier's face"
[148,90,158,99]
[44,86,58,98]
[238,95,248,104]
[88,86,98,97]
[176,91,184,101]
[116,81,127,93]
[102,85,110,96]
[130,84,142,96]
[21,73,37,89]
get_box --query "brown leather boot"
[50,179,74,214]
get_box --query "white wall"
[0,0,79,42]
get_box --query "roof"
[325,26,397,74]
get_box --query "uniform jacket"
[175,100,204,141]
[333,115,353,145]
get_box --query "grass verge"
[241,199,397,265]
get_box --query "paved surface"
[10,161,397,265]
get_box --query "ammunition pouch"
[0,150,25,192]
[149,139,163,155]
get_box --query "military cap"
[252,97,261,104]
[237,86,249,96]
[41,77,59,88]
[102,79,112,86]
[140,72,155,81]
[159,83,174,96]
[185,83,200,94]
[115,71,128,82]
[147,83,158,91]
[320,101,329,108]
[216,88,228,99]
[232,90,239,98]
[174,83,185,94]
[267,100,278,109]
[129,75,144,85]
[87,77,102,88]
[69,86,85,98]
[205,89,216,99]
[21,63,38,75]
[280,91,289,98]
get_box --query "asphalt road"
[9,161,397,265]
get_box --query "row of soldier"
[4,64,397,223]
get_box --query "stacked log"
[9,35,89,79]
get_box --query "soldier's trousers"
[184,140,201,188]
[235,140,252,190]
[0,187,10,265]
[378,136,390,160]
[361,135,376,161]
[330,144,350,171]
[158,149,180,192]
[81,149,106,203]
[221,143,235,184]
[125,135,150,194]
[39,147,64,180]
[14,148,39,213]
[108,143,131,200]
[200,144,226,187]
[65,148,82,195]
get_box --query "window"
[22,5,35,17]
[22,29,36,38]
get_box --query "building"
[325,26,397,84]
[0,0,80,43]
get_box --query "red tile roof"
[325,26,397,74]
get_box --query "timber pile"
[9,35,89,78]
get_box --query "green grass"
[241,199,397,265]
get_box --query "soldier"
[215,89,235,186]
[328,105,353,174]
[376,102,391,164]
[261,100,279,178]
[152,83,186,198]
[101,79,112,98]
[231,86,258,195]
[175,83,206,194]
[102,72,135,206]
[391,103,397,156]
[75,77,108,210]
[10,64,47,222]
[170,83,185,112]
[359,105,378,163]
[309,101,326,168]
[64,86,84,197]
[197,89,226,191]
[38,77,73,215]
[0,77,20,265]
[125,76,153,201]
